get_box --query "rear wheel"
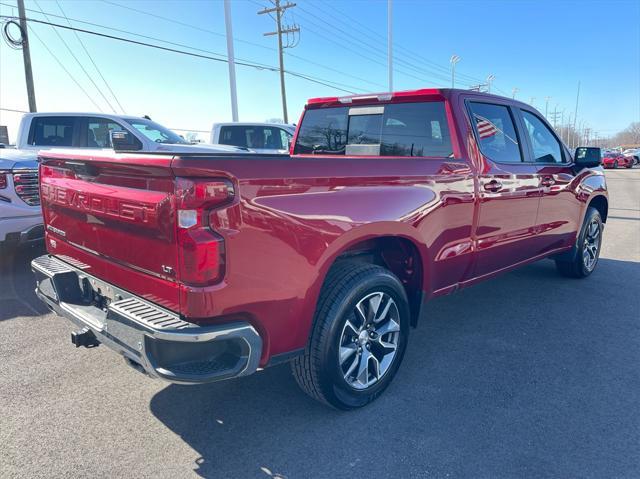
[555,207,603,278]
[613,160,619,169]
[626,159,633,169]
[291,262,410,410]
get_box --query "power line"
[295,4,458,86]
[26,24,104,111]
[55,0,125,114]
[1,15,360,94]
[99,0,381,90]
[0,107,29,113]
[258,0,300,123]
[32,0,115,112]
[286,12,442,87]
[1,1,382,90]
[306,1,482,85]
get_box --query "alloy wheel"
[583,218,601,272]
[338,291,401,390]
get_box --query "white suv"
[0,149,43,249]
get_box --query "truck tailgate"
[39,151,180,310]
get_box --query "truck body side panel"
[171,156,476,359]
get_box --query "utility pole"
[544,96,551,118]
[387,0,393,91]
[258,0,299,124]
[486,74,495,93]
[512,87,519,99]
[223,0,238,122]
[572,81,580,137]
[549,107,560,130]
[529,97,536,106]
[17,0,36,112]
[450,55,460,89]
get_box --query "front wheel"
[626,160,633,169]
[292,262,410,410]
[613,160,619,169]
[555,207,603,278]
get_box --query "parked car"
[622,148,639,166]
[0,149,42,250]
[211,122,295,154]
[602,150,633,169]
[16,112,251,154]
[32,88,607,410]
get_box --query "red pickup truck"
[32,89,607,409]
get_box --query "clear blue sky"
[1,0,639,142]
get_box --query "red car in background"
[602,151,633,169]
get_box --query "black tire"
[626,160,633,169]
[555,207,603,278]
[291,261,410,410]
[613,160,619,169]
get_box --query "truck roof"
[21,112,146,121]
[306,88,529,109]
[212,122,296,130]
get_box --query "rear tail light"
[174,178,234,286]
[0,172,7,189]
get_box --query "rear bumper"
[31,254,262,384]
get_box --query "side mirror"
[574,147,601,168]
[110,130,142,152]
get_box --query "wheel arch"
[313,224,428,328]
[588,194,608,223]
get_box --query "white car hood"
[0,149,39,171]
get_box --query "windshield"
[125,119,188,144]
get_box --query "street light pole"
[450,55,460,89]
[223,0,238,122]
[387,0,393,91]
[512,87,519,99]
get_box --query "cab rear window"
[293,102,452,157]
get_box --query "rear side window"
[294,102,452,157]
[220,126,288,150]
[29,117,75,147]
[293,108,349,154]
[521,111,564,163]
[468,102,522,163]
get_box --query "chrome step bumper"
[31,254,262,384]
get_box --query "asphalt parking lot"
[1,169,639,479]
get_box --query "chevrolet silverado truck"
[32,89,607,410]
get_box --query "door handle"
[540,176,555,187]
[483,180,503,192]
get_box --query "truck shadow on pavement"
[0,243,50,321]
[150,258,640,479]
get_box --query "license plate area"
[79,275,120,310]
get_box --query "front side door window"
[521,111,564,163]
[84,118,125,148]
